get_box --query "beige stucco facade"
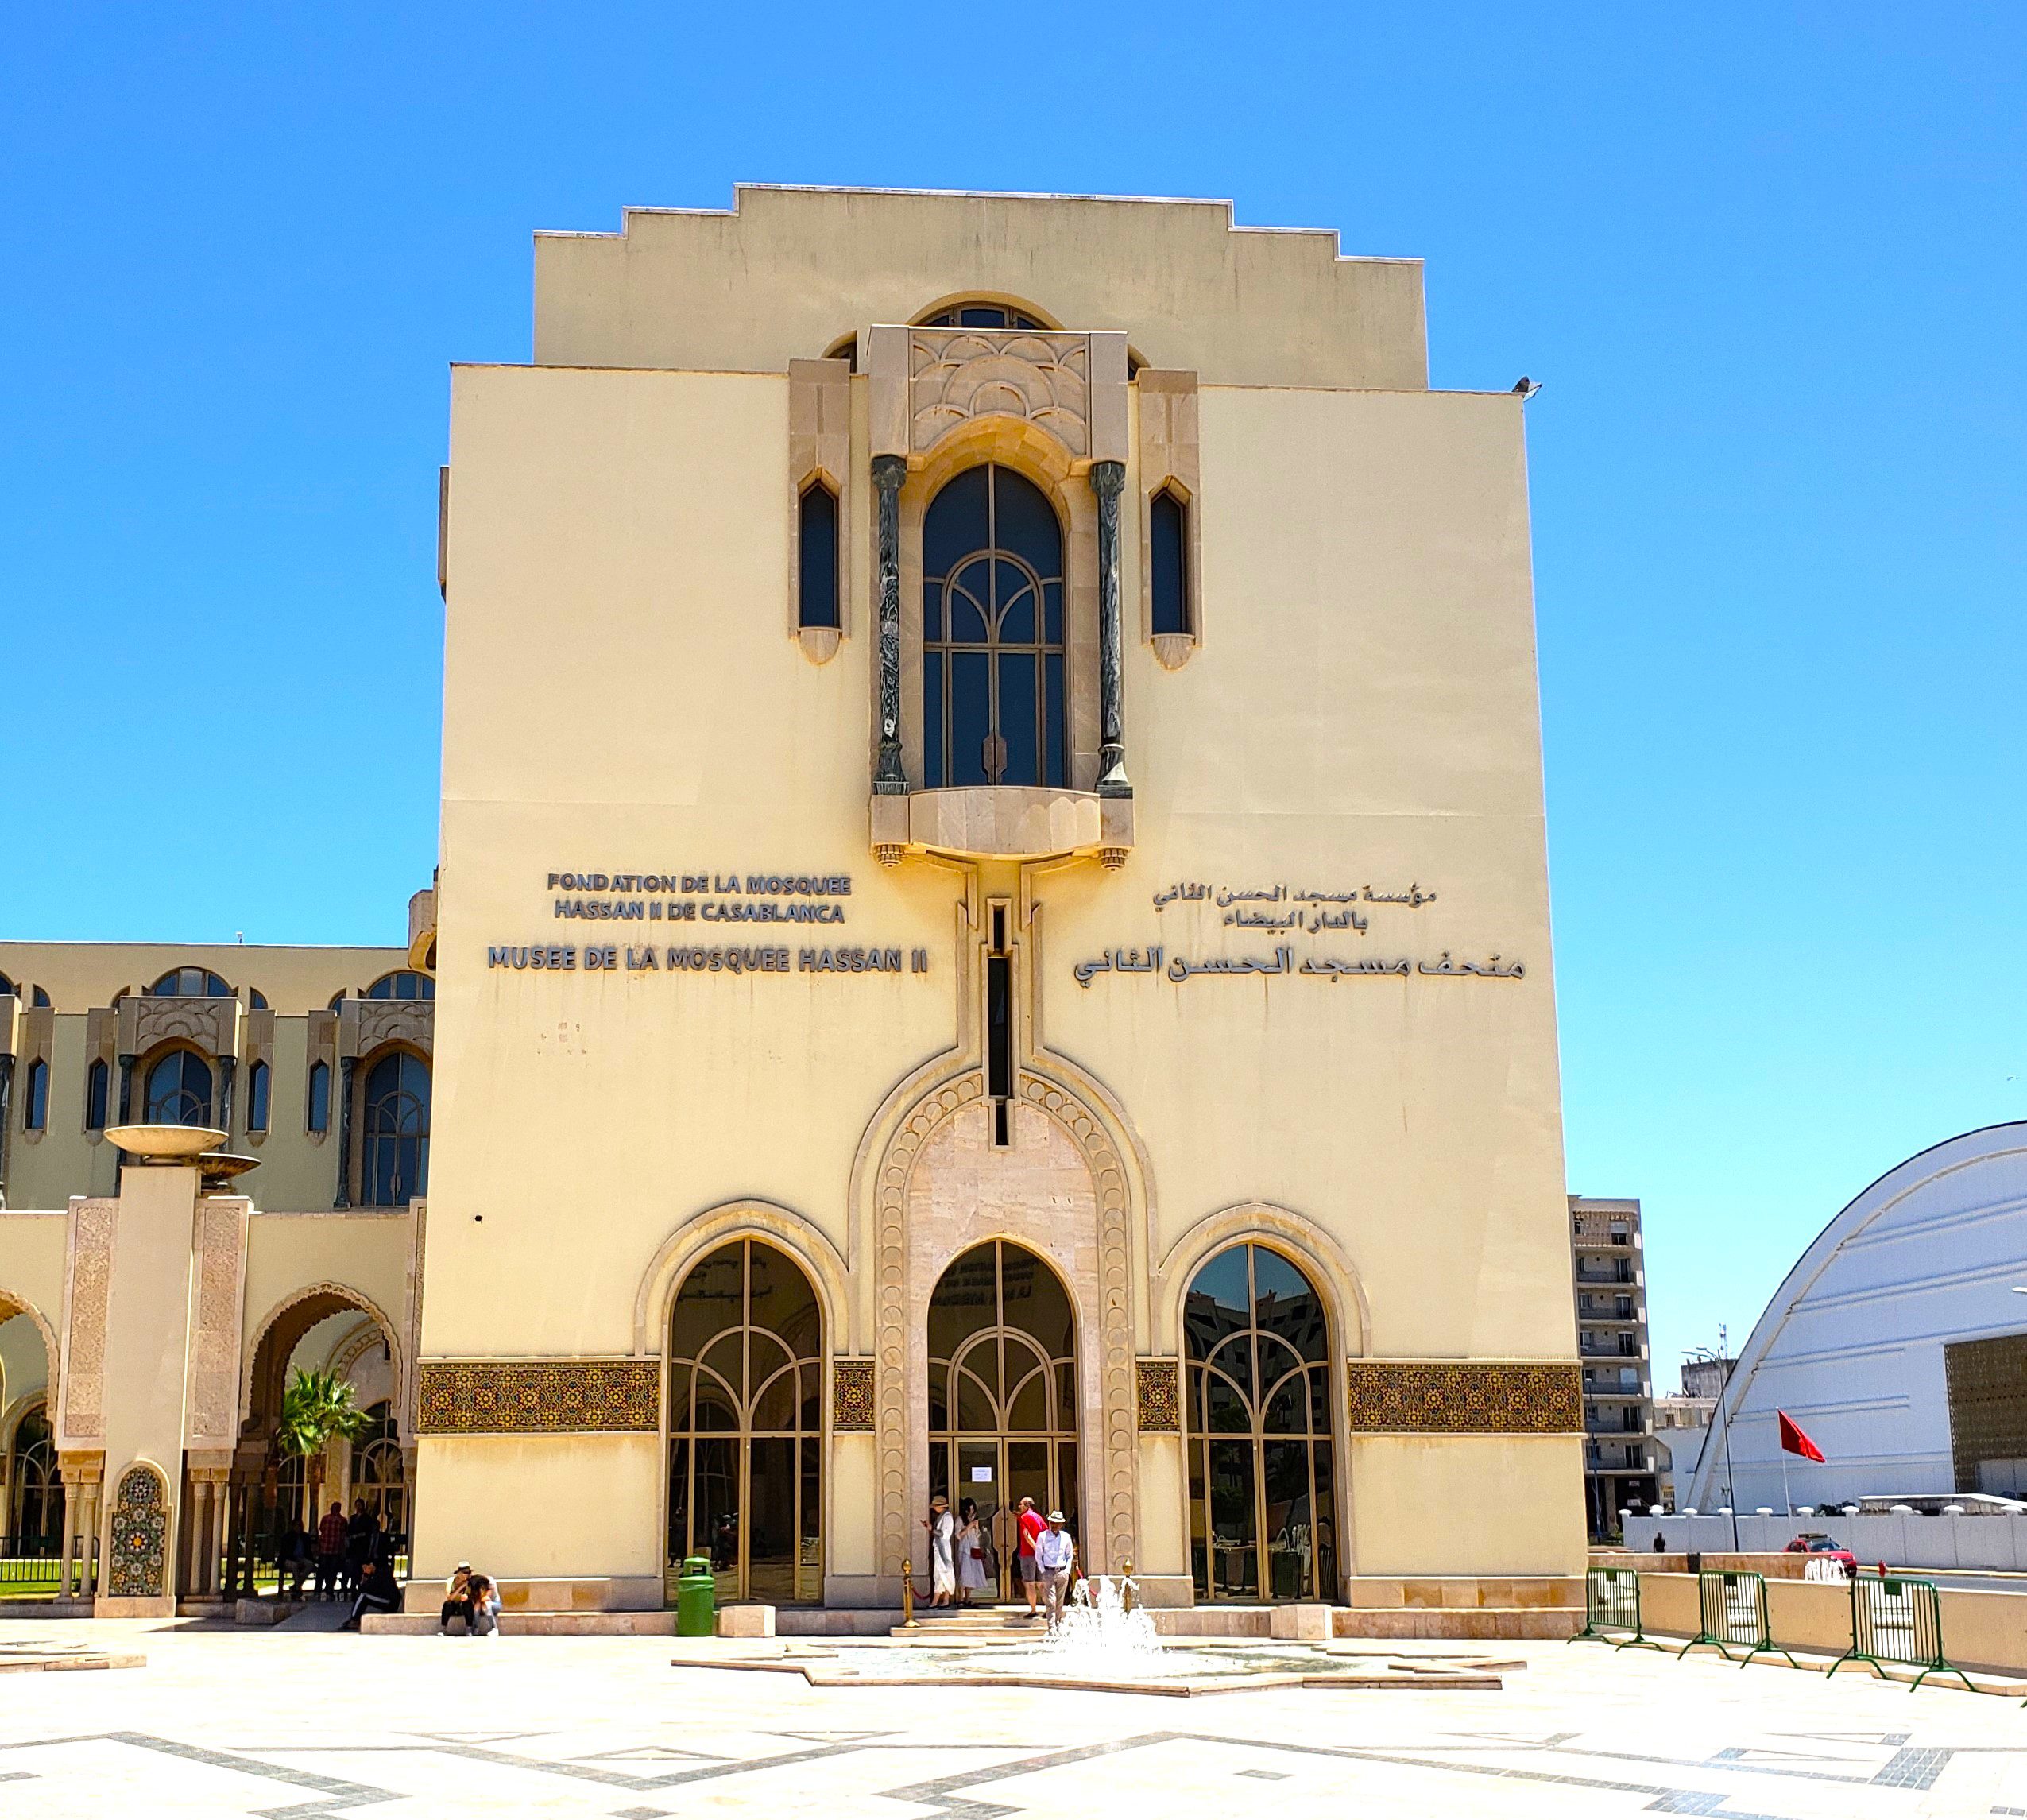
[0,185,1584,1617]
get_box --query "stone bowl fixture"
[103,1125,230,1162]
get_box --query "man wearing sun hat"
[1033,1508,1076,1628]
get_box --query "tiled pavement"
[2,1617,2027,1816]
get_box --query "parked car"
[1784,1532,1857,1571]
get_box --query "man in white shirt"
[1034,1510,1075,1628]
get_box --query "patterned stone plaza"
[5,1618,2027,1817]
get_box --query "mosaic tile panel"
[1344,1361,1583,1435]
[831,1359,875,1432]
[1135,1359,1181,1433]
[415,1360,660,1435]
[106,1465,168,1598]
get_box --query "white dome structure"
[1685,1122,2027,1513]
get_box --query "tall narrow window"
[144,1051,214,1126]
[1150,487,1191,637]
[797,481,840,629]
[986,901,1012,1147]
[85,1059,109,1132]
[923,464,1065,788]
[22,1059,48,1131]
[307,1060,331,1134]
[361,1051,429,1205]
[246,1060,271,1133]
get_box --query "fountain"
[1044,1571,1162,1662]
[674,1565,1513,1694]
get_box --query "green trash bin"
[675,1555,716,1638]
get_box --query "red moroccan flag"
[1778,1411,1825,1462]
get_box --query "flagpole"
[1781,1448,1792,1519]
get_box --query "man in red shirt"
[315,1501,349,1601]
[1015,1496,1046,1616]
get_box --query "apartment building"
[1569,1195,1657,1535]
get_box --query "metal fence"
[1828,1570,1973,1693]
[1678,1569,1799,1669]
[0,1535,92,1599]
[1572,1566,1661,1649]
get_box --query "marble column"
[872,453,908,795]
[56,1474,76,1595]
[1089,459,1131,796]
[334,1058,355,1208]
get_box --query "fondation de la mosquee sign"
[0,185,1585,1621]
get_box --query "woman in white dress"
[919,1494,956,1605]
[954,1499,991,1606]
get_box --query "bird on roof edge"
[1513,376,1542,400]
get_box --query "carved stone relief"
[184,1198,249,1450]
[56,1198,117,1444]
[352,998,433,1059]
[123,995,237,1059]
[910,329,1093,458]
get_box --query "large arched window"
[147,968,233,998]
[361,1051,429,1205]
[928,1238,1078,1592]
[666,1238,823,1605]
[923,464,1066,789]
[1185,1242,1337,1602]
[350,1401,407,1540]
[917,303,1046,330]
[144,1050,215,1126]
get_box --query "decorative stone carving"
[1344,1361,1584,1435]
[873,1074,982,1575]
[107,1463,168,1598]
[1019,1076,1138,1573]
[832,1359,875,1432]
[184,1198,248,1449]
[1136,369,1203,664]
[1135,1359,1181,1434]
[909,329,1092,457]
[415,1359,660,1435]
[124,995,237,1058]
[56,1199,117,1443]
[352,998,433,1059]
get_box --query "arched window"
[918,303,1046,330]
[1149,486,1192,637]
[350,1401,407,1540]
[363,971,434,1001]
[797,480,840,629]
[84,1059,109,1132]
[7,1407,62,1553]
[144,1050,214,1126]
[306,1061,331,1133]
[147,968,232,998]
[30,987,50,1008]
[923,465,1066,788]
[1185,1242,1337,1602]
[246,1059,270,1133]
[667,1238,823,1604]
[0,974,14,998]
[361,1051,429,1205]
[248,989,268,1010]
[21,1060,48,1132]
[927,1238,1078,1591]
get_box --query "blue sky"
[4,7,2022,1380]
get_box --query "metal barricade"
[1828,1570,1973,1693]
[1677,1570,1798,1669]
[1570,1566,1661,1649]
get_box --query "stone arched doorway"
[873,1076,1136,1586]
[224,1285,406,1597]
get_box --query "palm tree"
[277,1369,373,1524]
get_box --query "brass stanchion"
[901,1558,918,1628]
[1120,1558,1135,1615]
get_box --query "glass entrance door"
[667,1239,824,1605]
[928,1240,1080,1599]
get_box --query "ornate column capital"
[1089,459,1131,798]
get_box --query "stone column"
[56,1474,76,1596]
[872,453,908,795]
[1089,459,1131,796]
[334,1058,355,1208]
[185,1475,210,1597]
[77,1477,102,1597]
[217,1056,236,1141]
